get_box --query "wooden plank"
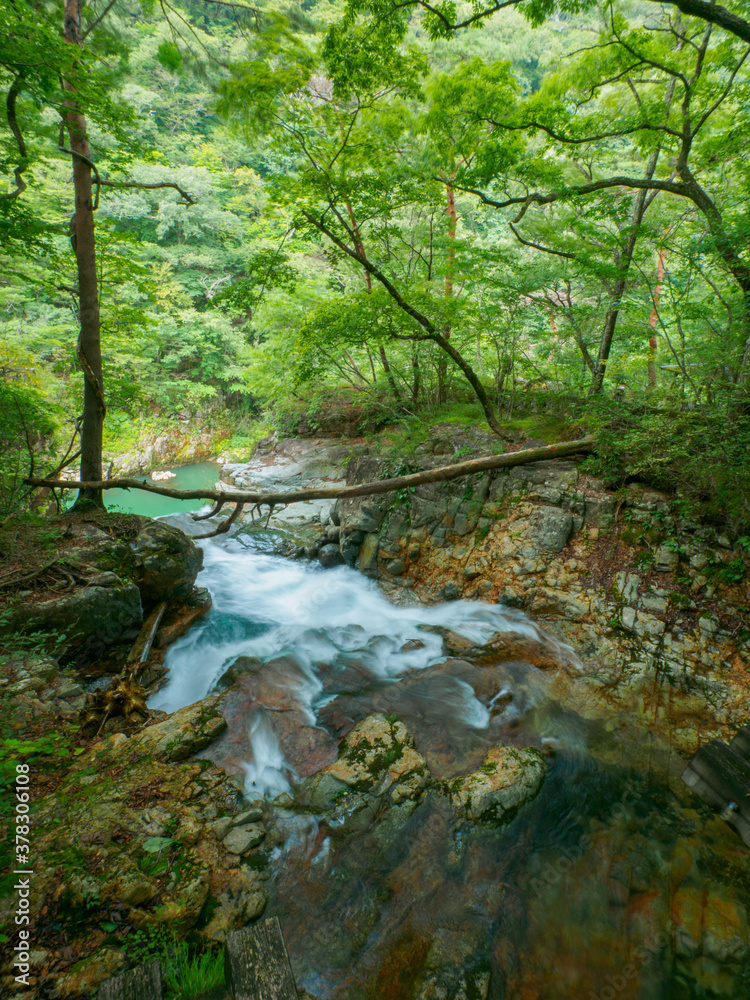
[99,961,162,1000]
[729,726,750,766]
[225,918,297,1000]
[682,740,750,846]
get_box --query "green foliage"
[0,0,748,535]
[120,926,224,999]
[583,401,750,532]
[161,942,225,1000]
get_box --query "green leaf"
[100,922,117,933]
[142,837,176,854]
[157,42,182,72]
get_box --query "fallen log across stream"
[25,436,595,510]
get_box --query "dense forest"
[2,0,750,526]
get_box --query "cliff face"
[325,427,749,751]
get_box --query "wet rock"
[55,947,125,998]
[154,869,210,932]
[232,805,264,825]
[117,872,159,906]
[131,520,204,605]
[209,817,233,841]
[7,576,143,649]
[155,586,212,648]
[131,694,227,762]
[386,558,406,577]
[357,533,380,574]
[443,745,546,822]
[223,824,265,854]
[302,714,429,827]
[439,582,460,600]
[201,869,268,941]
[671,887,749,962]
[530,587,589,621]
[319,543,345,568]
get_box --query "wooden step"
[682,739,750,846]
[225,917,297,1000]
[99,961,162,1000]
[729,725,750,766]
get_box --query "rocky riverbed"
[1,424,749,999]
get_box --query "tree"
[62,0,105,505]
[438,14,750,388]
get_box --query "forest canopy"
[2,0,750,525]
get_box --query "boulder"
[525,506,574,553]
[131,520,203,605]
[301,714,429,828]
[130,694,227,761]
[8,575,143,651]
[223,824,265,855]
[443,745,546,822]
[318,543,345,568]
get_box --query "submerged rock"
[443,745,546,822]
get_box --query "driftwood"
[126,601,167,671]
[24,437,594,511]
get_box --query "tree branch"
[99,178,196,206]
[24,438,595,507]
[1,80,28,201]
[82,0,118,40]
[508,222,576,259]
[644,0,750,45]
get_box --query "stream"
[148,523,750,1000]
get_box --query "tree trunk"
[379,345,400,399]
[63,0,104,507]
[648,247,667,389]
[738,287,750,386]
[411,348,421,405]
[588,73,675,395]
[438,181,458,404]
[589,279,628,395]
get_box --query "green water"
[102,461,222,518]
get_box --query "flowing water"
[151,526,750,1000]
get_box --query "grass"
[162,942,225,999]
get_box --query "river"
[147,524,750,1000]
[101,461,223,519]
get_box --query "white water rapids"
[149,533,578,798]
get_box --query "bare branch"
[99,178,196,205]
[24,437,596,508]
